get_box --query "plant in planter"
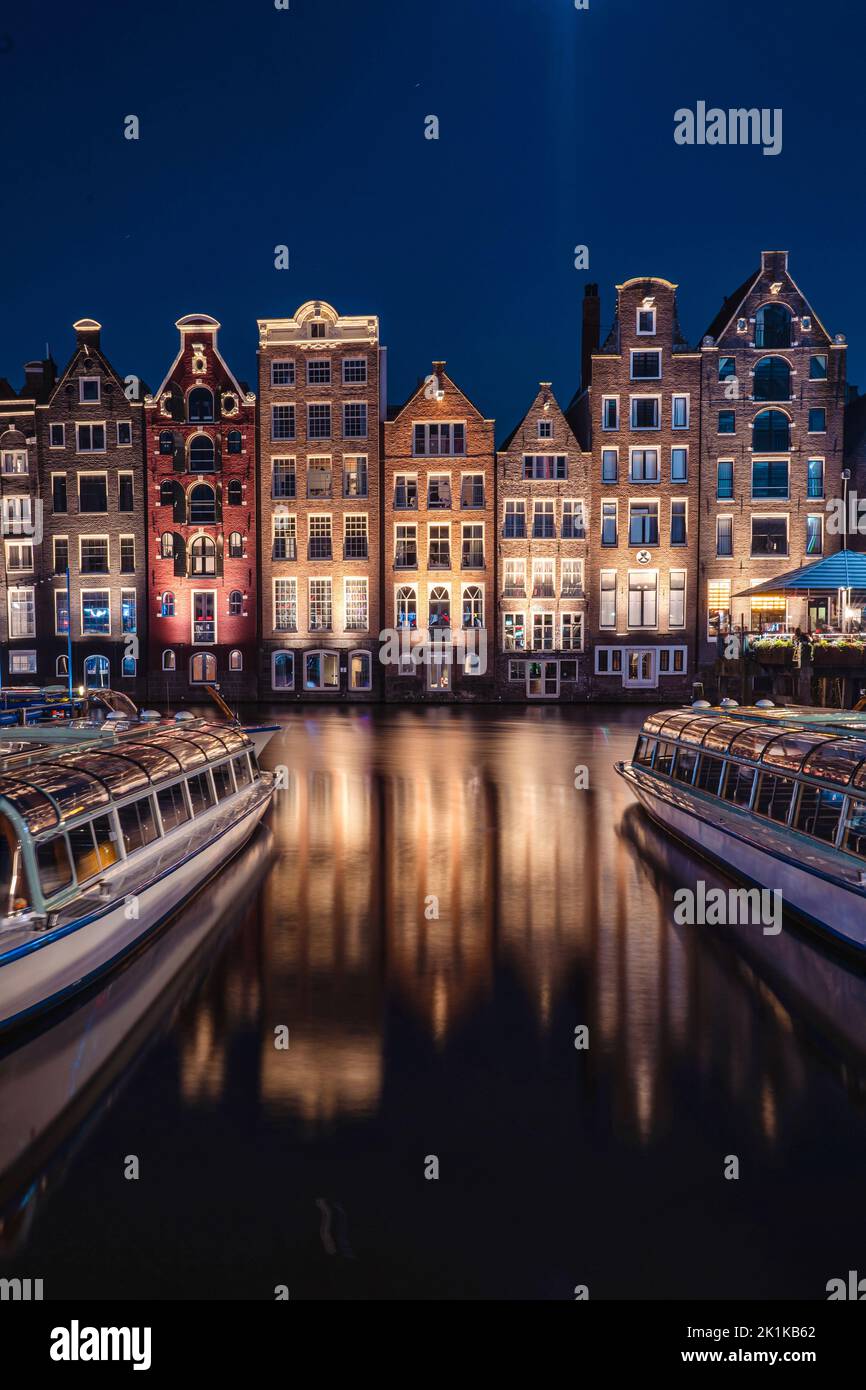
[749,636,795,665]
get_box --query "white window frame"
[629,395,661,431]
[79,376,101,403]
[671,393,690,430]
[629,348,662,381]
[80,588,111,638]
[601,395,620,431]
[271,649,295,691]
[75,422,107,453]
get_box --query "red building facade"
[145,315,257,702]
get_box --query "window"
[189,435,215,471]
[53,538,69,574]
[460,474,484,508]
[79,474,107,511]
[503,499,526,538]
[162,649,176,671]
[755,303,792,348]
[560,558,583,596]
[630,448,659,482]
[344,456,368,497]
[229,649,243,672]
[671,447,688,482]
[53,474,68,513]
[307,358,331,385]
[161,590,175,618]
[806,514,824,555]
[229,590,243,616]
[118,473,134,511]
[537,418,552,438]
[190,536,216,576]
[117,421,132,447]
[56,655,69,678]
[532,559,554,598]
[309,578,333,631]
[752,409,790,451]
[532,612,554,652]
[8,587,35,637]
[344,514,368,559]
[80,536,109,573]
[807,459,824,499]
[344,578,369,631]
[561,500,585,539]
[428,475,451,508]
[600,571,617,629]
[189,484,216,524]
[428,524,450,568]
[76,423,106,452]
[751,516,788,557]
[503,558,525,597]
[305,651,340,690]
[271,360,295,387]
[808,407,826,433]
[602,397,619,430]
[274,577,298,631]
[190,652,217,683]
[753,356,791,401]
[49,423,65,448]
[272,512,296,560]
[462,584,484,628]
[349,651,372,690]
[670,500,687,546]
[754,774,795,825]
[810,355,828,380]
[532,500,555,538]
[187,771,215,814]
[157,783,190,833]
[628,572,657,627]
[794,785,844,844]
[637,307,656,335]
[227,479,242,506]
[707,579,731,638]
[228,531,244,558]
[84,654,110,688]
[629,501,659,546]
[523,454,567,480]
[672,395,689,429]
[413,423,465,456]
[561,612,583,651]
[718,357,736,381]
[717,460,734,499]
[306,460,332,499]
[310,322,327,339]
[272,458,296,498]
[227,430,242,455]
[1,448,26,475]
[601,501,617,546]
[343,403,368,438]
[396,585,417,628]
[272,405,296,440]
[159,430,174,455]
[160,531,174,560]
[718,410,735,434]
[751,459,789,499]
[716,515,733,557]
[343,358,367,384]
[82,590,110,634]
[630,351,661,379]
[5,540,33,572]
[159,479,175,507]
[394,475,417,509]
[308,403,331,439]
[601,448,618,483]
[395,524,417,568]
[630,397,659,429]
[188,387,214,422]
[8,650,36,674]
[308,514,332,560]
[595,647,624,675]
[669,570,686,628]
[503,612,526,650]
[272,651,294,690]
[79,376,100,403]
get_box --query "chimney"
[581,283,600,391]
[73,317,102,351]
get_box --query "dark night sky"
[1,0,864,435]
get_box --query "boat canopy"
[0,722,254,838]
[639,711,866,789]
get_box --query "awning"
[734,549,866,597]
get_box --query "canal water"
[1,706,865,1301]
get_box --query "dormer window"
[79,377,100,403]
[310,322,326,339]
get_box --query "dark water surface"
[2,706,866,1301]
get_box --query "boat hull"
[618,764,866,954]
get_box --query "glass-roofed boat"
[0,716,274,1030]
[616,706,866,953]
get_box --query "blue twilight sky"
[0,0,863,436]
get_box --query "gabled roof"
[387,363,491,424]
[47,332,127,407]
[703,271,760,343]
[148,315,250,404]
[497,383,579,453]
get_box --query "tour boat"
[0,718,274,1030]
[616,706,866,953]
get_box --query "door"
[526,660,559,698]
[809,599,829,632]
[623,648,657,688]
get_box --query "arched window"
[753,356,791,402]
[228,531,243,558]
[462,584,484,628]
[229,649,243,672]
[349,650,371,691]
[752,409,790,452]
[189,434,215,472]
[159,479,175,507]
[227,479,243,505]
[161,590,175,618]
[84,654,110,689]
[755,303,792,349]
[162,649,176,671]
[396,585,417,628]
[56,655,69,677]
[429,585,451,626]
[160,531,174,559]
[272,650,294,690]
[305,651,339,690]
[159,430,174,455]
[190,535,216,575]
[189,483,216,524]
[227,430,242,455]
[121,657,136,677]
[228,589,243,616]
[188,387,214,423]
[190,652,217,684]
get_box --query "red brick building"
[145,314,257,702]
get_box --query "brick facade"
[1,367,49,683]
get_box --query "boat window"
[763,733,829,774]
[1,814,32,912]
[211,762,234,800]
[753,773,796,825]
[842,799,866,857]
[721,763,755,807]
[701,722,747,755]
[654,742,676,776]
[67,819,112,885]
[117,796,160,855]
[0,778,59,835]
[695,755,725,794]
[187,772,215,816]
[36,835,74,897]
[633,736,655,766]
[233,755,252,789]
[157,782,190,833]
[673,747,699,784]
[249,750,260,778]
[729,728,782,763]
[794,784,844,844]
[801,739,866,786]
[93,814,119,870]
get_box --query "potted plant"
[811,637,866,669]
[749,636,795,667]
